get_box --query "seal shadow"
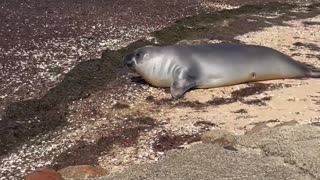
[129,76,173,94]
[130,76,148,85]
[0,40,152,156]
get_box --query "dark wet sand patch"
[147,83,290,108]
[51,117,157,170]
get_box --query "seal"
[123,43,320,98]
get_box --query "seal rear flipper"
[307,69,320,78]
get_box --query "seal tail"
[306,69,320,78]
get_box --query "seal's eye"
[136,53,140,58]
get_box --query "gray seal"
[123,43,320,98]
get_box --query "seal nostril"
[126,60,134,67]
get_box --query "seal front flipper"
[170,69,196,99]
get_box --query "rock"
[103,124,320,180]
[238,124,320,178]
[24,168,63,180]
[201,129,236,147]
[58,165,108,179]
[246,122,269,135]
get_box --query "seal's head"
[123,46,153,72]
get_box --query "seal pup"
[123,43,320,98]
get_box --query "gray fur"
[123,43,320,98]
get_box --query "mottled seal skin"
[123,43,320,98]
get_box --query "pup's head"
[123,46,154,72]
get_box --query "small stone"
[58,165,109,179]
[24,168,63,180]
[201,129,236,147]
[246,122,270,135]
[149,154,156,160]
[275,120,299,127]
[311,122,320,126]
[223,145,238,151]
